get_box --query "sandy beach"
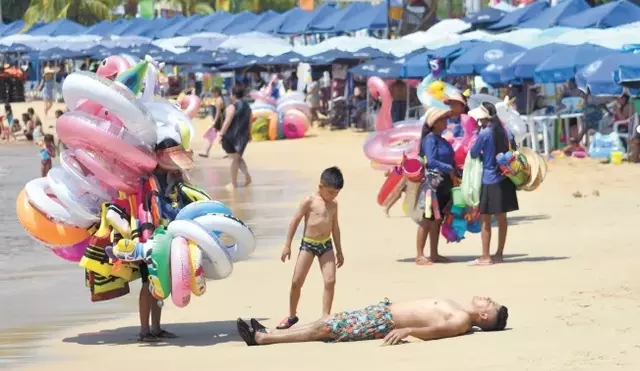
[4,100,640,370]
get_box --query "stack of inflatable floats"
[249,75,310,141]
[16,55,256,307]
[365,75,546,243]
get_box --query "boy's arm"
[284,197,311,248]
[332,203,342,254]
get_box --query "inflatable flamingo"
[367,77,393,132]
[96,55,133,80]
[449,115,478,169]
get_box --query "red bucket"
[402,158,424,182]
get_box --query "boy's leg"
[288,250,315,318]
[494,213,508,263]
[318,251,336,316]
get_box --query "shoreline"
[5,103,640,370]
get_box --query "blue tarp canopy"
[37,47,81,60]
[203,11,256,33]
[306,49,378,65]
[263,52,305,65]
[209,51,244,65]
[6,43,32,53]
[464,7,507,26]
[615,61,640,89]
[349,58,403,78]
[279,4,337,34]
[575,52,640,95]
[177,12,231,36]
[488,1,550,30]
[505,43,565,80]
[254,8,306,33]
[337,3,389,32]
[519,0,590,28]
[26,19,86,36]
[125,17,182,38]
[224,10,279,34]
[426,40,482,67]
[154,15,203,38]
[533,43,616,83]
[352,47,391,59]
[559,0,640,28]
[311,3,371,32]
[182,65,217,73]
[1,21,29,36]
[480,52,525,86]
[173,51,215,64]
[84,20,118,36]
[155,51,179,64]
[447,41,525,76]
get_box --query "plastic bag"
[461,151,482,207]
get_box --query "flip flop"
[276,316,299,329]
[138,332,161,343]
[469,258,493,266]
[250,318,268,334]
[236,318,258,346]
[151,329,178,338]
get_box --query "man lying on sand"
[237,296,508,346]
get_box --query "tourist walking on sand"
[39,63,56,117]
[415,108,459,265]
[199,87,225,158]
[216,85,252,191]
[469,102,519,266]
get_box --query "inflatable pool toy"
[449,115,478,169]
[177,94,201,120]
[251,110,279,141]
[192,213,256,262]
[251,116,270,141]
[188,241,207,296]
[377,166,406,208]
[282,114,308,139]
[51,238,89,262]
[25,177,95,228]
[175,200,232,221]
[96,55,133,80]
[277,100,311,118]
[170,236,191,308]
[363,122,422,166]
[167,220,233,280]
[57,111,157,173]
[17,189,90,247]
[144,98,196,150]
[73,149,139,195]
[47,167,107,223]
[148,227,172,300]
[62,71,157,150]
[367,77,393,131]
[416,75,459,110]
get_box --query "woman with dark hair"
[443,92,469,138]
[469,102,519,266]
[199,87,225,158]
[415,108,458,266]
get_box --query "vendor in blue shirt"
[415,108,459,266]
[469,102,519,266]
[443,93,469,138]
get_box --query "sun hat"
[425,107,452,128]
[518,147,543,192]
[444,93,466,106]
[468,104,492,121]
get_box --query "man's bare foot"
[415,256,433,265]
[492,254,504,263]
[225,183,236,191]
[245,176,252,187]
[470,257,493,266]
[429,255,452,263]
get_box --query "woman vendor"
[415,108,459,265]
[443,93,469,138]
[469,103,519,266]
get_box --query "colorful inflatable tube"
[192,213,256,261]
[363,122,422,166]
[170,237,192,308]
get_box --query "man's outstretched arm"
[383,319,470,345]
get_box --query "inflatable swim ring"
[178,94,201,119]
[148,227,172,300]
[175,200,232,221]
[188,242,207,296]
[51,238,89,262]
[377,167,406,207]
[16,189,90,247]
[251,110,278,141]
[146,98,196,149]
[250,103,277,112]
[57,111,157,173]
[63,71,157,149]
[192,213,256,261]
[277,91,305,104]
[47,167,104,223]
[277,101,311,118]
[170,236,192,308]
[25,177,94,228]
[250,91,276,106]
[251,116,269,141]
[73,149,139,195]
[363,122,422,166]
[167,220,233,280]
[282,114,308,139]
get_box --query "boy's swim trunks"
[300,236,333,257]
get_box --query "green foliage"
[22,0,118,29]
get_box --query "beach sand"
[5,101,640,370]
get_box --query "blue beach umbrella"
[575,52,640,95]
[447,41,525,76]
[480,52,526,86]
[502,43,565,81]
[534,44,617,83]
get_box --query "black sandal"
[151,329,178,339]
[276,316,299,329]
[236,318,258,346]
[250,318,267,333]
[138,332,161,343]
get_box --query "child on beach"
[40,134,56,177]
[3,103,16,141]
[22,113,34,141]
[54,110,68,151]
[278,167,345,329]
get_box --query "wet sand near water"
[0,142,307,368]
[5,101,640,370]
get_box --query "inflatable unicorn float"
[250,74,310,141]
[17,54,256,308]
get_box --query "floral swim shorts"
[323,298,394,342]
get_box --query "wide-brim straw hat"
[444,93,466,106]
[425,107,452,127]
[518,147,543,192]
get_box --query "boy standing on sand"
[278,167,345,329]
